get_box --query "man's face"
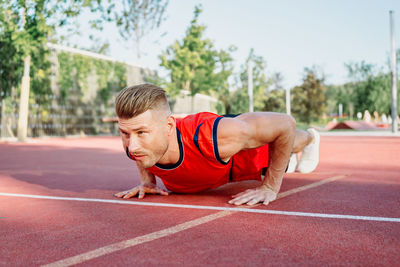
[118,109,172,168]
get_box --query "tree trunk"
[17,55,31,141]
[17,3,31,142]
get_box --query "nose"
[128,136,141,153]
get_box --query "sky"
[66,0,400,89]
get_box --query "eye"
[137,131,145,136]
[121,131,129,137]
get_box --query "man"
[114,84,320,206]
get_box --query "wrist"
[260,183,279,193]
[262,171,283,193]
[141,174,156,184]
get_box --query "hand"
[114,183,169,199]
[228,185,277,206]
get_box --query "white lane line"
[5,174,397,267]
[0,175,347,208]
[41,210,232,267]
[277,175,346,199]
[1,190,399,223]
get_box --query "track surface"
[0,135,399,266]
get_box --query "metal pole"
[390,10,398,133]
[248,60,254,112]
[339,103,343,118]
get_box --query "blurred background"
[1,0,399,140]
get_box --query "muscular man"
[114,84,320,206]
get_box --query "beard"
[136,140,169,169]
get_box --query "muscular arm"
[217,112,296,205]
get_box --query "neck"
[157,127,180,165]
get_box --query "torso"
[148,112,232,193]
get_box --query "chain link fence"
[0,93,118,139]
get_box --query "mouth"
[132,154,146,160]
[125,148,147,161]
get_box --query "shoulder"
[214,115,255,161]
[177,112,220,132]
[217,112,296,158]
[217,114,254,140]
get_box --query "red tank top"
[127,112,269,193]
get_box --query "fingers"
[228,188,277,206]
[138,187,169,198]
[229,191,261,206]
[247,198,262,206]
[114,189,136,198]
[138,188,145,199]
[114,186,169,200]
[231,189,252,199]
[229,195,261,206]
[263,194,277,206]
[114,191,126,198]
[113,187,140,199]
[123,188,139,199]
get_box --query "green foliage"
[57,52,127,104]
[228,86,249,114]
[0,1,53,99]
[211,46,236,114]
[0,0,107,101]
[344,61,392,115]
[291,68,326,124]
[160,5,233,103]
[229,49,272,114]
[263,89,286,113]
[263,72,286,113]
[97,60,127,104]
[0,21,24,97]
[325,84,348,116]
[57,52,74,100]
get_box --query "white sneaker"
[297,128,320,173]
[286,153,298,173]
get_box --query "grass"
[295,121,327,131]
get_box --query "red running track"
[0,135,399,266]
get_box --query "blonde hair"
[115,84,170,119]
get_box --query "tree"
[159,5,234,112]
[325,83,353,117]
[263,72,286,113]
[116,0,169,61]
[325,56,400,120]
[0,0,109,140]
[291,68,326,124]
[211,46,236,114]
[229,49,271,114]
[263,89,286,113]
[0,1,54,99]
[345,61,392,115]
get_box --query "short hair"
[115,84,170,119]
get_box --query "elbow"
[284,114,296,136]
[288,114,296,130]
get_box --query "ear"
[166,115,176,135]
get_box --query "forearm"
[262,116,295,193]
[136,163,156,184]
